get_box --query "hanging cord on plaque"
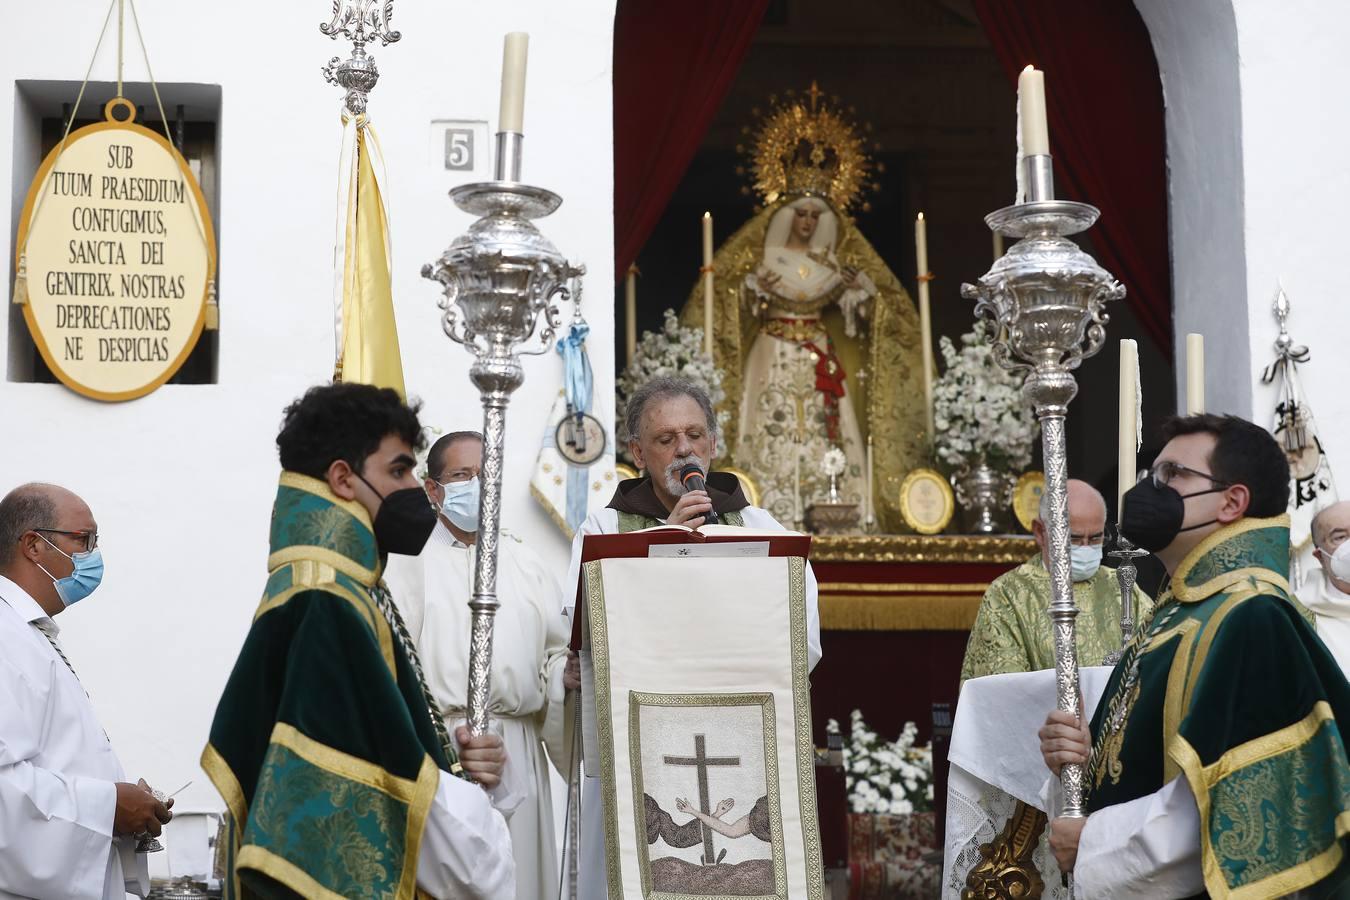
[12,0,117,308]
[13,0,218,328]
[557,310,595,532]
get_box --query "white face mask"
[1070,544,1103,582]
[1323,541,1350,583]
[438,477,480,533]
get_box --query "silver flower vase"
[951,462,1014,534]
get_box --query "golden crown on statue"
[738,81,881,213]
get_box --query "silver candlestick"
[320,0,401,117]
[422,134,584,737]
[1104,533,1148,665]
[962,156,1125,819]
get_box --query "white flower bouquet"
[932,320,1038,472]
[825,709,934,816]
[617,309,728,459]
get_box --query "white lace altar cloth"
[941,667,1113,899]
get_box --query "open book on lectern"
[572,524,825,898]
[569,524,813,650]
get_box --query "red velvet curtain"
[973,0,1172,355]
[612,0,769,282]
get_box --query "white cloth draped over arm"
[1072,775,1203,898]
[416,769,516,899]
[0,665,118,900]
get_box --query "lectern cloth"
[584,554,823,899]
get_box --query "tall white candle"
[498,33,529,134]
[865,435,874,526]
[1018,66,1049,156]
[1186,333,1205,414]
[624,265,638,366]
[702,212,715,357]
[1118,339,1139,525]
[915,213,935,442]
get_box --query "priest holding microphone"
[564,375,822,897]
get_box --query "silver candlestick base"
[962,195,1125,820]
[1103,534,1149,665]
[422,134,583,737]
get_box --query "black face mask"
[357,473,438,556]
[1120,478,1224,553]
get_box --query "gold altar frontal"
[806,533,1034,751]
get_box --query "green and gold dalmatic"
[203,473,455,900]
[1087,515,1350,898]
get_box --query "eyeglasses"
[435,469,479,485]
[34,528,98,553]
[1140,461,1231,490]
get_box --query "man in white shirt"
[0,482,173,899]
[1306,500,1350,673]
[565,376,821,899]
[384,430,572,900]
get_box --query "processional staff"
[961,65,1126,838]
[422,32,585,737]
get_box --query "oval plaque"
[898,468,954,535]
[15,98,216,401]
[1012,470,1046,532]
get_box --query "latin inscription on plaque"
[15,98,216,401]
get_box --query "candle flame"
[1023,64,1037,73]
[702,211,711,220]
[917,212,924,221]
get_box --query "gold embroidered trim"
[762,316,827,343]
[201,742,246,898]
[269,722,421,802]
[1171,702,1349,899]
[235,846,348,900]
[1171,514,1291,604]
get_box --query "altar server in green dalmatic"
[203,383,514,899]
[1040,414,1350,898]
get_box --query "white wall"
[0,0,615,845]
[1137,0,1350,475]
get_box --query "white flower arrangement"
[617,309,728,460]
[932,320,1038,472]
[822,446,847,478]
[825,710,934,816]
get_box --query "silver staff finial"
[320,1,402,117]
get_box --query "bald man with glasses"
[0,482,172,899]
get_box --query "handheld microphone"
[679,463,719,525]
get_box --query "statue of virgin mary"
[681,85,929,531]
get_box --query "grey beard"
[663,454,706,496]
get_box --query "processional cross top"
[664,734,741,865]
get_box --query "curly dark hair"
[276,382,425,479]
[1160,413,1290,517]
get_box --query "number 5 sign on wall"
[430,120,489,180]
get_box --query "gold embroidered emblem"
[1095,678,1139,788]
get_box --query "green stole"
[1086,515,1350,898]
[616,509,745,532]
[203,473,456,900]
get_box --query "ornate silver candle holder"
[961,165,1125,819]
[1104,533,1149,665]
[423,135,584,737]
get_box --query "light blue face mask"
[35,534,105,606]
[438,476,481,533]
[1070,543,1103,582]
